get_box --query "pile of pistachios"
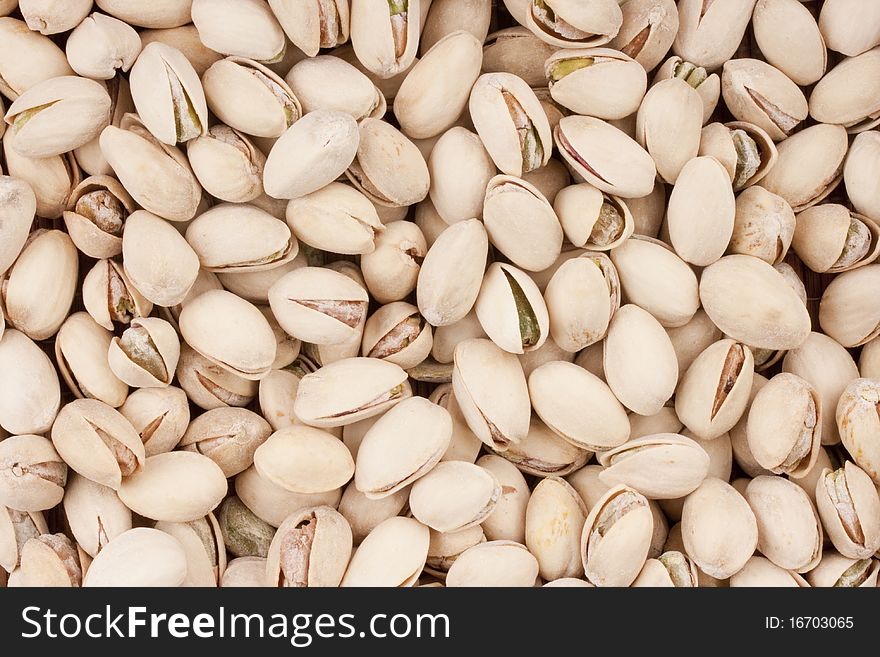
[1,0,879,589]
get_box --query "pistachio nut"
[16,533,82,587]
[362,220,425,304]
[0,17,74,99]
[2,132,81,219]
[752,0,827,86]
[266,506,352,587]
[0,434,67,512]
[529,360,630,451]
[728,186,795,265]
[82,259,152,331]
[481,27,557,87]
[179,407,271,478]
[83,527,188,587]
[729,555,810,587]
[72,74,134,177]
[816,462,880,560]
[156,513,226,586]
[19,0,92,35]
[699,122,777,191]
[654,56,721,124]
[55,312,128,408]
[836,378,880,484]
[637,78,703,184]
[632,550,699,587]
[60,472,131,560]
[819,0,880,57]
[258,368,304,431]
[65,12,143,80]
[235,465,341,528]
[844,130,880,221]
[191,0,285,62]
[496,416,589,478]
[818,265,880,347]
[806,550,880,588]
[445,539,539,587]
[474,262,549,355]
[609,236,699,328]
[0,506,47,573]
[117,451,227,522]
[221,557,269,587]
[100,114,202,222]
[107,317,179,389]
[475,455,529,543]
[682,477,759,579]
[349,0,421,80]
[409,461,500,533]
[525,477,586,581]
[0,330,61,435]
[254,425,355,495]
[359,302,431,370]
[810,47,880,132]
[286,183,383,256]
[118,386,190,458]
[217,496,275,559]
[340,516,429,587]
[674,0,758,72]
[426,127,494,225]
[0,176,35,276]
[793,205,880,274]
[184,126,264,202]
[610,0,679,72]
[757,122,848,212]
[202,56,301,139]
[269,0,350,58]
[553,184,633,251]
[525,0,621,49]
[178,343,258,410]
[62,175,135,260]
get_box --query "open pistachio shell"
[361,302,432,369]
[349,0,421,80]
[0,434,67,512]
[674,0,756,72]
[0,507,48,572]
[526,0,622,49]
[698,121,779,191]
[475,262,549,355]
[108,317,180,388]
[266,505,352,587]
[82,258,152,331]
[793,205,880,275]
[654,56,721,124]
[270,0,350,57]
[55,312,128,408]
[553,183,633,250]
[62,175,135,259]
[63,473,132,559]
[156,513,226,587]
[65,11,143,80]
[816,462,880,559]
[496,416,590,478]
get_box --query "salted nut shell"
[529,360,630,451]
[293,357,412,428]
[0,175,36,274]
[815,462,880,559]
[424,525,486,579]
[270,0,350,58]
[340,516,429,587]
[752,0,827,87]
[3,132,82,220]
[287,182,383,256]
[497,416,590,477]
[82,258,152,330]
[836,378,880,484]
[223,557,269,587]
[446,539,539,587]
[155,513,227,587]
[810,46,880,132]
[0,507,48,572]
[19,0,92,35]
[409,461,500,534]
[806,551,880,588]
[83,527,188,587]
[62,175,135,259]
[16,533,82,587]
[217,496,274,558]
[179,407,271,478]
[427,127,494,225]
[845,131,880,221]
[361,302,432,369]
[699,121,778,191]
[792,205,880,274]
[0,330,61,436]
[636,78,703,184]
[475,262,549,355]
[580,485,653,587]
[553,184,633,251]
[729,186,795,265]
[266,506,353,587]
[0,434,67,512]
[269,266,369,346]
[65,11,143,80]
[452,338,531,452]
[350,0,421,80]
[191,0,286,62]
[108,317,179,388]
[526,0,622,49]
[654,56,721,125]
[526,477,586,580]
[609,0,679,72]
[235,465,342,529]
[819,265,880,348]
[729,556,809,587]
[55,312,128,408]
[254,425,354,495]
[62,472,132,558]
[481,27,558,87]
[355,396,451,499]
[632,550,699,587]
[4,75,111,158]
[674,0,759,72]
[186,125,265,204]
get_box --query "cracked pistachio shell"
[636,78,703,184]
[746,475,823,572]
[545,48,646,119]
[529,360,629,451]
[481,27,558,88]
[452,338,530,451]
[475,262,549,355]
[496,416,589,478]
[554,115,656,198]
[425,525,485,578]
[0,176,35,275]
[819,266,880,347]
[610,236,699,328]
[667,156,735,266]
[483,176,562,272]
[66,12,143,80]
[287,183,383,256]
[416,219,488,326]
[236,465,341,528]
[599,434,710,500]
[674,0,757,72]
[203,57,301,139]
[603,304,678,416]
[294,357,411,428]
[446,539,538,587]
[128,42,207,146]
[16,533,82,587]
[55,312,128,408]
[63,175,135,260]
[410,461,500,533]
[525,477,586,580]
[682,477,758,579]
[179,290,277,380]
[362,220,426,304]
[186,203,297,273]
[845,131,880,221]
[5,76,111,159]
[817,462,880,559]
[753,0,827,86]
[361,302,432,369]
[100,114,202,222]
[119,386,190,457]
[350,0,421,80]
[609,0,679,72]
[0,18,74,99]
[0,434,67,512]
[729,186,794,265]
[4,229,78,341]
[341,516,429,587]
[20,0,92,34]
[654,56,721,125]
[156,513,226,587]
[700,255,811,350]
[837,378,880,483]
[675,339,755,440]
[286,57,383,123]
[469,72,551,177]
[63,473,132,558]
[580,485,652,586]
[118,451,227,522]
[747,373,822,478]
[0,507,47,572]
[807,550,880,587]
[0,331,60,435]
[338,482,409,544]
[175,345,257,410]
[553,184,633,250]
[525,0,621,49]
[730,556,809,587]
[83,527,188,587]
[222,557,269,587]
[427,127,495,226]
[476,455,528,543]
[793,205,880,274]
[269,266,368,346]
[632,550,699,587]
[819,0,880,57]
[180,407,271,478]
[264,110,358,200]
[345,118,429,207]
[355,397,451,499]
[270,0,350,57]
[3,135,80,219]
[218,496,274,558]
[810,47,880,131]
[108,317,180,388]
[394,31,482,140]
[217,255,303,306]
[122,210,200,306]
[266,505,352,587]
[192,0,285,62]
[758,123,848,212]
[51,399,145,490]
[189,130,265,203]
[82,259,152,331]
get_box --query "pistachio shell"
[235,465,342,528]
[792,205,880,274]
[83,527,187,587]
[340,516,429,587]
[191,0,286,62]
[0,434,67,512]
[553,184,633,251]
[0,331,61,435]
[445,539,538,587]
[65,12,143,80]
[349,0,421,80]
[108,317,180,388]
[270,0,350,58]
[525,477,586,580]
[481,27,557,87]
[526,0,622,49]
[0,176,36,275]
[729,555,810,587]
[82,258,153,330]
[55,312,128,407]
[636,78,703,184]
[674,0,757,72]
[0,17,74,99]
[752,0,827,86]
[819,265,880,347]
[810,47,880,130]
[266,505,352,587]
[475,262,549,354]
[610,0,679,72]
[62,175,134,260]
